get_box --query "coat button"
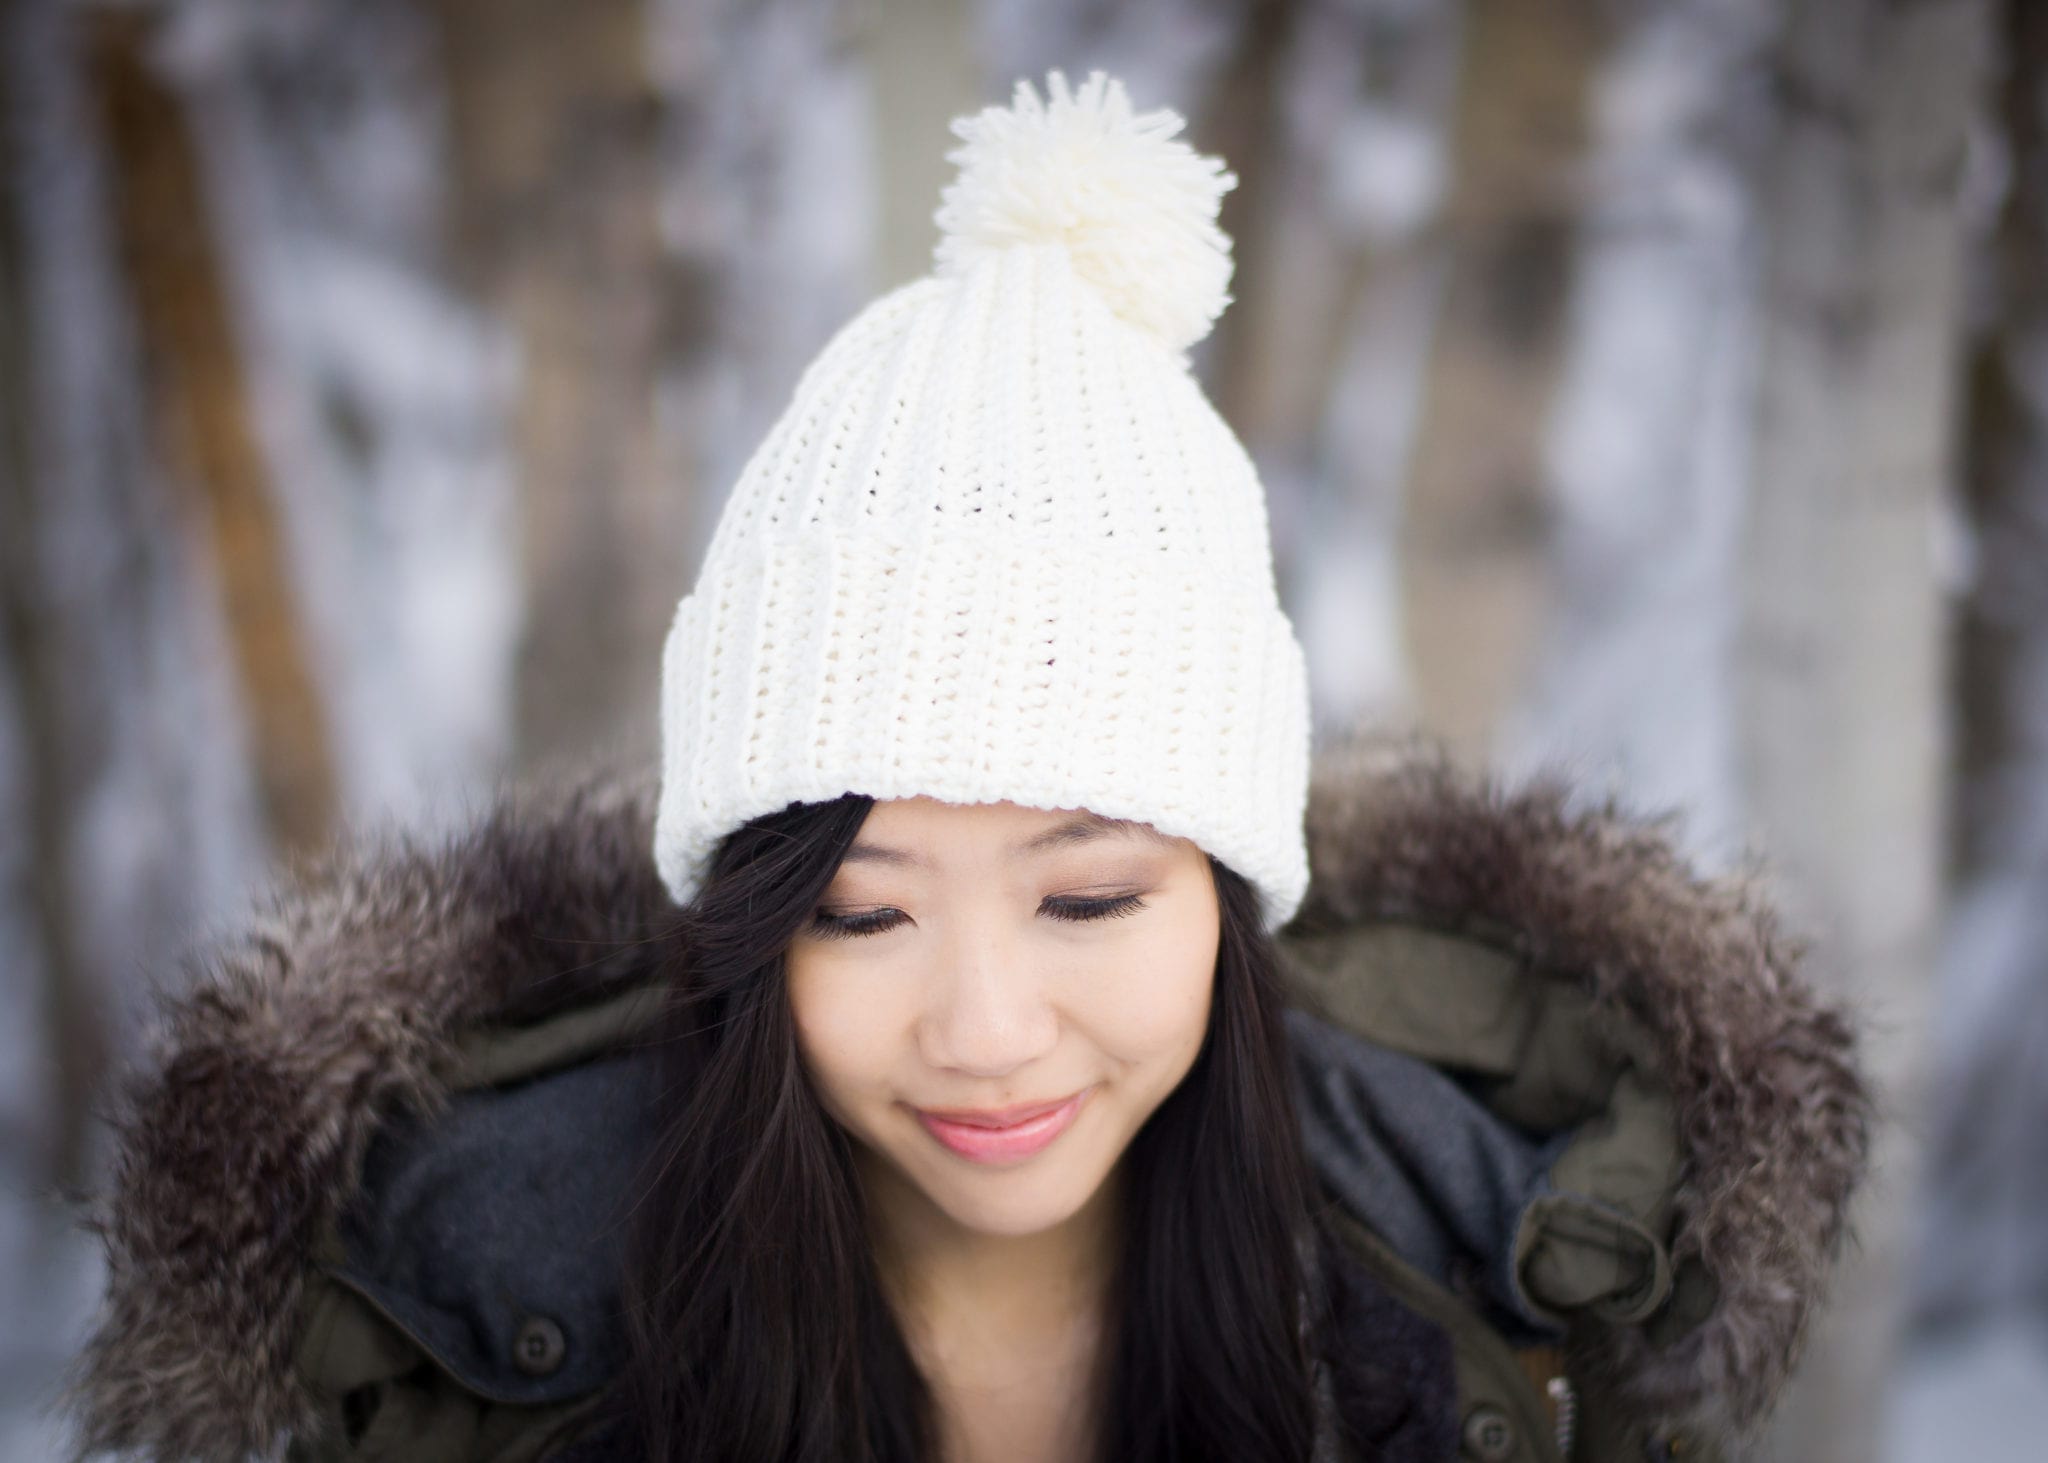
[513,1315,567,1376]
[1462,1404,1517,1461]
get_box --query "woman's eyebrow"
[839,814,1172,869]
[1017,813,1173,856]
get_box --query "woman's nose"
[917,932,1059,1078]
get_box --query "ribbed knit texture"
[653,70,1312,931]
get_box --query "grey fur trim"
[1290,730,1872,1436]
[58,772,678,1462]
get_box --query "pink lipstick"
[915,1088,1092,1164]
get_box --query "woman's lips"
[915,1087,1092,1164]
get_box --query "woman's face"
[785,796,1220,1243]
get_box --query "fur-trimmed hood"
[59,732,1871,1460]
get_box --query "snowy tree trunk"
[1948,0,2048,894]
[1912,0,2048,1339]
[1501,0,1778,866]
[1231,0,1465,739]
[1736,2,1992,1459]
[2,1,268,1451]
[1395,0,1596,759]
[1,0,272,1147]
[649,0,880,586]
[428,0,880,776]
[429,0,676,777]
[150,0,520,833]
[87,6,338,854]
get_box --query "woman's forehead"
[846,796,1184,866]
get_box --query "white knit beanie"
[653,68,1312,932]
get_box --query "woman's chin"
[904,1149,1112,1239]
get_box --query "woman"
[62,71,1871,1463]
[600,784,1451,1463]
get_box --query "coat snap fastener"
[1462,1404,1516,1461]
[513,1315,567,1376]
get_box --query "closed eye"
[1045,892,1147,924]
[807,892,1148,941]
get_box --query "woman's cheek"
[1069,945,1214,1066]
[788,962,896,1108]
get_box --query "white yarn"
[933,68,1238,357]
[654,70,1312,933]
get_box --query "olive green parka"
[61,733,1871,1462]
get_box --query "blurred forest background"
[3,0,2044,1456]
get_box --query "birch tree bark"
[1736,3,1992,1458]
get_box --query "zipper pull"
[1547,1374,1578,1460]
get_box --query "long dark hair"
[607,791,1378,1462]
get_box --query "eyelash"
[807,893,1148,941]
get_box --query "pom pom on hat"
[933,68,1238,355]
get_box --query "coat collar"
[60,732,1870,1460]
[1291,734,1870,1434]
